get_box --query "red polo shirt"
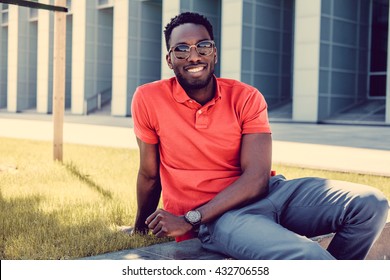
[131,76,271,240]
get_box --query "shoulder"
[132,78,175,109]
[135,78,174,96]
[132,79,168,112]
[217,78,261,95]
[216,77,266,103]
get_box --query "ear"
[214,49,218,64]
[166,53,173,69]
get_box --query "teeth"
[187,67,203,73]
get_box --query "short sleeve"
[241,89,271,134]
[131,87,159,144]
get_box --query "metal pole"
[0,0,68,12]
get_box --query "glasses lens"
[196,41,214,56]
[172,41,214,59]
[173,44,190,59]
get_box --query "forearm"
[197,169,270,224]
[134,172,161,232]
[133,139,161,233]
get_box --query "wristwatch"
[184,210,202,227]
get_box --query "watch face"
[186,210,201,224]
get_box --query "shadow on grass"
[64,162,113,200]
[0,191,45,259]
[0,189,124,259]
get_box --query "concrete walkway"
[1,112,390,177]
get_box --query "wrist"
[181,216,194,231]
[184,210,202,227]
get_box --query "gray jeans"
[198,175,389,259]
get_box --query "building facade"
[0,0,389,125]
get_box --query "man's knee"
[360,189,388,214]
[350,188,389,229]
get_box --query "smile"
[185,64,206,73]
[187,67,204,73]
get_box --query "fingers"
[144,209,190,238]
[145,209,163,228]
[152,223,167,238]
[146,209,168,237]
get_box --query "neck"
[186,78,215,106]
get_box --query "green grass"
[0,137,170,260]
[1,137,389,260]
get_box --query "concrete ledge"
[83,222,390,260]
[83,238,228,260]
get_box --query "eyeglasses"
[169,40,215,60]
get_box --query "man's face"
[166,23,217,92]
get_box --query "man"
[131,12,388,259]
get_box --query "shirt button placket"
[195,109,208,129]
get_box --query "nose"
[187,45,201,62]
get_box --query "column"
[0,6,8,108]
[6,5,35,112]
[112,0,130,116]
[220,0,243,80]
[292,0,321,122]
[37,0,53,113]
[71,0,89,114]
[7,4,19,112]
[161,0,180,80]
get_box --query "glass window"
[30,8,38,19]
[97,0,113,8]
[98,0,109,5]
[369,0,388,97]
[369,75,386,97]
[370,0,388,72]
[2,12,8,24]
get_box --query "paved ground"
[1,111,390,176]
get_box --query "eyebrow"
[173,38,212,46]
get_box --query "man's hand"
[146,209,192,238]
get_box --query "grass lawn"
[1,137,389,260]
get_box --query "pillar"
[292,0,321,122]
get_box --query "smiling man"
[168,23,216,95]
[130,12,389,260]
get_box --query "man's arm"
[133,138,162,234]
[197,133,272,223]
[146,133,272,237]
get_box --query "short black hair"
[163,12,214,51]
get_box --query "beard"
[174,68,215,92]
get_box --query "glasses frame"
[169,40,215,60]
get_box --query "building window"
[66,0,72,13]
[1,12,8,25]
[1,4,8,26]
[369,0,389,98]
[97,0,113,9]
[30,8,38,20]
